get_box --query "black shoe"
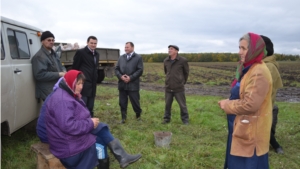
[120,119,126,124]
[136,113,141,121]
[97,157,109,169]
[120,111,127,124]
[183,122,189,125]
[276,147,284,154]
[162,120,170,124]
[108,139,142,168]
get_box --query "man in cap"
[162,45,189,125]
[261,35,284,154]
[115,42,143,123]
[72,36,99,117]
[32,31,66,101]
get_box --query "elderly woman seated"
[36,70,141,169]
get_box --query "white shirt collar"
[127,52,134,56]
[87,46,94,53]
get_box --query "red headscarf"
[64,70,83,99]
[231,32,267,87]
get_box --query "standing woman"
[219,32,273,169]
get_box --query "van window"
[1,35,5,60]
[7,29,30,59]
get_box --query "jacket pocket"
[232,116,253,141]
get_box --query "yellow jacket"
[224,62,273,157]
[263,55,283,105]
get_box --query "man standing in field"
[261,35,284,154]
[32,31,66,102]
[72,36,99,117]
[115,42,144,123]
[162,45,189,125]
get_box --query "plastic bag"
[95,143,105,159]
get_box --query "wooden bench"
[31,142,66,169]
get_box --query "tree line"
[141,53,300,62]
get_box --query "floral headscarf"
[231,32,267,87]
[63,70,83,99]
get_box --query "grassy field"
[2,85,300,169]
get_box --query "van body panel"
[1,16,42,135]
[1,31,16,134]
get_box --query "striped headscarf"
[231,32,267,87]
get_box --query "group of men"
[32,31,99,117]
[31,31,190,125]
[31,31,283,154]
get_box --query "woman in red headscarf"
[218,33,273,169]
[42,70,141,169]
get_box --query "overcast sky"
[1,0,300,54]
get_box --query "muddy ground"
[101,82,300,103]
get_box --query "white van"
[1,16,43,135]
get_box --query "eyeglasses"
[47,39,55,42]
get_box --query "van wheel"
[97,70,105,83]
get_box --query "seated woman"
[219,33,273,169]
[36,70,141,169]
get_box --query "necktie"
[92,50,96,64]
[127,54,131,60]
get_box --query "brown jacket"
[224,62,273,157]
[164,55,189,92]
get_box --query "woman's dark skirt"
[224,114,269,169]
[60,144,98,169]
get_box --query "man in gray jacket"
[162,45,189,125]
[115,42,143,123]
[32,31,66,101]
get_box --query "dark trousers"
[92,124,114,157]
[119,90,142,115]
[270,105,281,149]
[164,91,189,123]
[82,96,95,117]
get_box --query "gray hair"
[239,33,250,48]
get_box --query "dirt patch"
[100,82,300,103]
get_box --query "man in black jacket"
[73,36,99,117]
[162,45,189,125]
[115,42,143,123]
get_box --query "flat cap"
[168,45,179,51]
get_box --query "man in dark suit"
[115,42,143,123]
[73,36,99,117]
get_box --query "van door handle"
[14,68,22,74]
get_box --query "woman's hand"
[218,99,229,110]
[91,118,100,128]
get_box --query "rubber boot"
[97,157,109,169]
[108,139,142,168]
[120,111,127,124]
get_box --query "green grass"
[2,86,300,169]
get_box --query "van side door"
[1,23,40,134]
[1,26,16,135]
